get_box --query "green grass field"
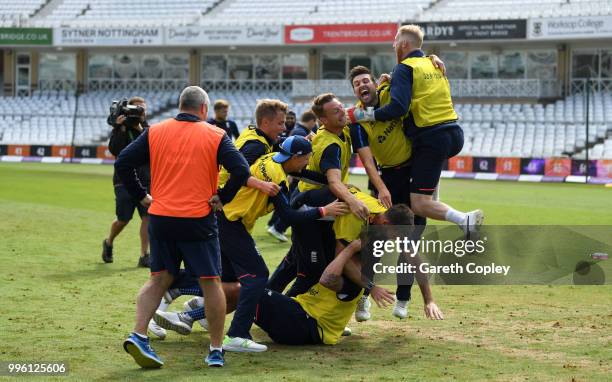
[1,162,610,381]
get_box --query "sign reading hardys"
[166,26,282,46]
[0,28,52,45]
[528,16,612,40]
[413,20,526,41]
[54,27,163,46]
[285,23,398,44]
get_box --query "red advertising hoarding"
[285,23,398,44]
[97,146,114,160]
[448,156,473,173]
[595,159,612,178]
[544,158,571,177]
[495,157,521,175]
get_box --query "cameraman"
[102,96,151,268]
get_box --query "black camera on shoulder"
[107,98,145,128]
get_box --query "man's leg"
[134,271,175,335]
[254,289,322,345]
[410,126,483,237]
[103,185,136,263]
[266,247,297,292]
[198,278,225,349]
[218,212,269,351]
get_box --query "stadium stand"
[0,91,175,146]
[420,0,612,21]
[30,0,220,28]
[17,0,612,27]
[200,0,435,26]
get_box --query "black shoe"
[102,239,113,263]
[138,253,151,268]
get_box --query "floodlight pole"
[70,89,80,163]
[584,77,589,184]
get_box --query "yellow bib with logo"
[294,283,364,345]
[218,125,273,187]
[298,125,352,192]
[222,153,286,233]
[355,83,412,167]
[333,186,388,243]
[401,57,458,128]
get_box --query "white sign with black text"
[165,26,282,46]
[529,16,612,39]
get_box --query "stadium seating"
[30,0,219,28]
[200,0,434,26]
[420,0,612,22]
[19,0,612,27]
[0,91,175,146]
[2,89,610,159]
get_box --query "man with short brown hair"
[207,99,240,140]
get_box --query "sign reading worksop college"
[528,16,612,40]
[412,20,527,41]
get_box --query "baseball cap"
[273,136,312,163]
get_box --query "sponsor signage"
[73,146,98,158]
[448,156,473,173]
[0,145,6,156]
[285,23,397,44]
[29,145,52,157]
[54,27,163,46]
[8,145,30,156]
[414,20,526,41]
[529,16,612,40]
[496,157,521,175]
[166,25,282,45]
[521,158,545,175]
[544,158,571,177]
[472,157,496,173]
[0,28,52,45]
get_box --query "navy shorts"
[254,289,322,345]
[114,184,148,222]
[149,227,221,279]
[380,163,412,205]
[410,124,464,195]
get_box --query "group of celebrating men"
[116,24,483,369]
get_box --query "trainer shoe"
[355,296,371,322]
[123,333,163,368]
[393,300,410,319]
[153,310,193,335]
[205,349,225,367]
[102,239,113,263]
[463,209,484,240]
[183,296,204,311]
[163,289,181,305]
[267,226,288,242]
[222,335,267,353]
[342,327,352,336]
[183,297,208,330]
[148,320,167,340]
[137,254,151,268]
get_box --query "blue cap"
[273,136,312,163]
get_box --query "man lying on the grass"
[156,238,395,345]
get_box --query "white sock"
[210,345,223,352]
[445,208,467,226]
[158,299,170,312]
[396,300,409,308]
[133,332,148,340]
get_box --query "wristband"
[365,280,375,293]
[319,207,327,217]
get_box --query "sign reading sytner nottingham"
[54,27,163,46]
[413,20,527,41]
